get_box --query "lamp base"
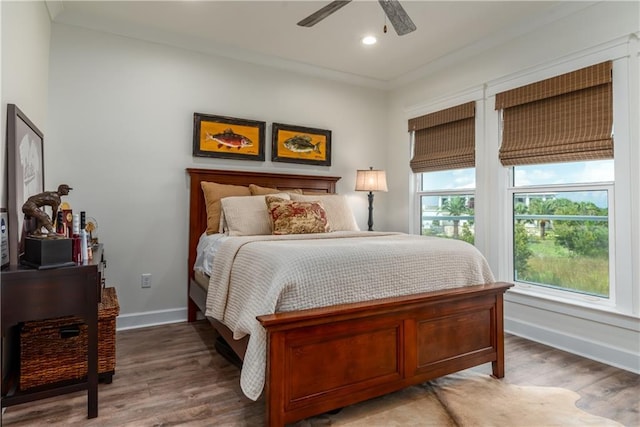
[367,191,374,231]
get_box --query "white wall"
[0,0,52,385]
[46,24,389,328]
[1,0,51,210]
[387,1,640,373]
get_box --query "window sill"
[505,284,639,331]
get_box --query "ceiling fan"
[297,0,417,36]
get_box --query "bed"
[186,168,512,426]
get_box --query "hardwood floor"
[2,320,638,426]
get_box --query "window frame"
[507,177,616,308]
[490,47,635,317]
[407,89,485,241]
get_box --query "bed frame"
[186,168,512,426]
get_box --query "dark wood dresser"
[1,245,103,418]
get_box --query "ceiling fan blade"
[378,0,416,36]
[297,1,352,27]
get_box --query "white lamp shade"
[355,169,388,192]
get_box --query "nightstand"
[1,246,103,419]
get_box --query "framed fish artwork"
[193,113,266,161]
[271,123,331,166]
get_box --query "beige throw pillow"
[220,193,290,236]
[201,182,251,235]
[249,184,280,195]
[249,183,303,196]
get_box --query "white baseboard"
[115,308,188,331]
[505,317,640,375]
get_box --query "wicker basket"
[19,287,120,390]
[96,287,119,375]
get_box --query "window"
[418,168,475,244]
[409,101,477,243]
[510,160,613,298]
[496,61,616,301]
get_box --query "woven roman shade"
[495,61,613,166]
[408,101,475,173]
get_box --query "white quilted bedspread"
[204,231,495,400]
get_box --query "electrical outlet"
[141,273,151,288]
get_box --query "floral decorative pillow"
[289,194,359,231]
[265,196,329,235]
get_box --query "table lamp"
[355,167,388,231]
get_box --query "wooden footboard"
[258,282,512,427]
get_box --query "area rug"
[294,371,622,426]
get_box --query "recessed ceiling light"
[362,36,377,45]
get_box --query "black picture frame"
[193,113,266,161]
[271,123,331,166]
[7,104,44,265]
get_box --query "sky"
[422,160,614,208]
[421,168,475,190]
[513,160,614,187]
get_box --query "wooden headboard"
[186,168,340,284]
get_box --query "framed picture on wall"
[7,104,45,265]
[193,113,266,161]
[271,123,331,166]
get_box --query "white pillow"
[289,194,360,232]
[220,193,290,236]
